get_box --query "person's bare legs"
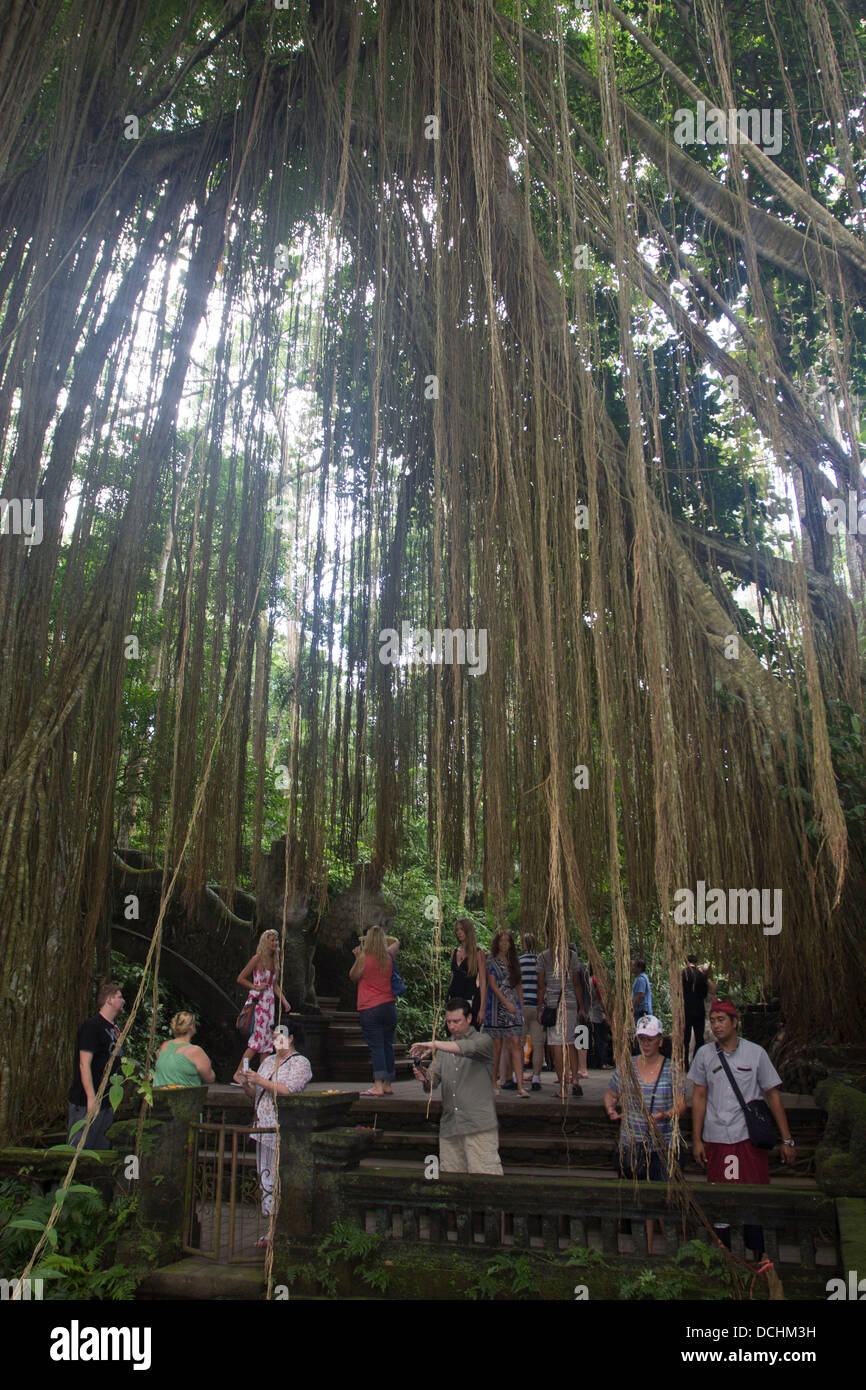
[550,1044,565,1096]
[492,1037,503,1094]
[577,1047,589,1078]
[565,1044,579,1086]
[510,1036,528,1095]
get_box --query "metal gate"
[182,1121,276,1263]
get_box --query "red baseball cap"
[708,999,738,1019]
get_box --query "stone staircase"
[349,1087,825,1180]
[316,995,410,1081]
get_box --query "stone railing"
[252,1095,840,1297]
[335,1168,836,1266]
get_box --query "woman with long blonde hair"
[349,923,401,1097]
[232,929,291,1085]
[447,918,487,1028]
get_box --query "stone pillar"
[131,1086,207,1263]
[272,1093,369,1244]
[309,1125,377,1235]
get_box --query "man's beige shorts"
[439,1128,503,1175]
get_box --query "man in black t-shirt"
[67,981,125,1149]
[682,954,715,1065]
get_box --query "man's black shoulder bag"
[714,1044,776,1150]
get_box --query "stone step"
[366,1128,817,1175]
[348,1094,822,1133]
[139,1257,265,1299]
[358,1154,819,1187]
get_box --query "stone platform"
[205,1069,823,1184]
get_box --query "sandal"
[255,1235,271,1249]
[359,1089,385,1097]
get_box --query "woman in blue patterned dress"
[486,931,529,1097]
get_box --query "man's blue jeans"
[359,1001,397,1081]
[67,1102,113,1150]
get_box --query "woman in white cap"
[603,1014,686,1254]
[241,1021,312,1247]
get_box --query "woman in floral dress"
[242,1021,312,1246]
[486,930,529,1097]
[232,930,291,1084]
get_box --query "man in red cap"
[688,999,796,1258]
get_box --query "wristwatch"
[782,1138,795,1146]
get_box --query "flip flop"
[359,1089,385,1097]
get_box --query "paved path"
[212,1066,815,1110]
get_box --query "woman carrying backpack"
[349,924,401,1097]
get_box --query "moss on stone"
[814,1081,866,1196]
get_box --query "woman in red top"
[349,925,400,1097]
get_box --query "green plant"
[616,1238,744,1299]
[317,1220,391,1293]
[282,1221,392,1296]
[563,1243,610,1270]
[467,1252,540,1299]
[0,1178,159,1299]
[615,1265,690,1300]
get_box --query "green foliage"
[317,1220,391,1292]
[615,1265,690,1300]
[108,950,189,1072]
[464,1236,742,1300]
[813,1080,866,1196]
[616,1238,741,1300]
[0,1179,159,1300]
[466,1252,539,1299]
[382,855,469,1042]
[283,1220,391,1296]
[779,701,866,861]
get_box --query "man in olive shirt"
[411,997,503,1175]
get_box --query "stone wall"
[310,863,395,1009]
[112,844,393,1015]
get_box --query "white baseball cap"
[635,1014,663,1037]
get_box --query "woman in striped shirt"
[518,932,544,1092]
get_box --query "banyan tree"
[0,0,864,1141]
